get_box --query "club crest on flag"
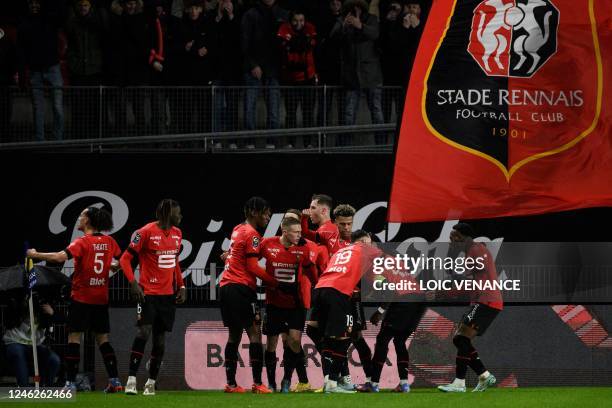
[388,0,612,222]
[468,0,559,77]
[424,0,602,180]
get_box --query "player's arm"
[26,248,68,264]
[120,230,146,302]
[246,256,279,287]
[300,211,317,241]
[175,260,186,304]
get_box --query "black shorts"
[311,287,352,337]
[68,300,110,333]
[461,303,500,336]
[263,304,306,335]
[220,284,259,329]
[350,300,367,332]
[382,303,427,335]
[137,295,176,333]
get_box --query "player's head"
[244,196,271,228]
[156,199,182,229]
[309,194,333,225]
[283,208,301,221]
[450,222,475,250]
[351,229,372,245]
[79,207,114,233]
[281,217,302,245]
[333,204,355,241]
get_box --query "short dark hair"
[333,204,356,218]
[311,194,333,209]
[351,229,370,242]
[244,196,270,218]
[156,199,180,229]
[281,217,301,230]
[86,207,113,232]
[452,222,475,238]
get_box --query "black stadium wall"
[1,153,611,389]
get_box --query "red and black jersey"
[260,236,314,308]
[316,243,383,297]
[125,222,184,295]
[467,243,503,310]
[65,233,121,305]
[301,218,341,255]
[220,223,263,290]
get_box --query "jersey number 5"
[94,253,104,274]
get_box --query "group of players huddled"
[26,194,501,395]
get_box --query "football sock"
[328,338,351,382]
[468,349,487,376]
[65,343,80,382]
[149,343,165,380]
[265,350,277,388]
[453,335,471,380]
[129,337,147,376]
[393,336,410,380]
[249,343,264,385]
[98,342,118,379]
[371,329,393,383]
[224,342,239,386]
[296,349,309,383]
[354,337,373,378]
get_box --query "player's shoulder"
[139,221,158,233]
[320,220,339,233]
[169,225,182,236]
[261,235,280,246]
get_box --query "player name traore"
[372,279,522,292]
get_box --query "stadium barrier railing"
[0,85,405,152]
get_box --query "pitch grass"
[4,388,612,408]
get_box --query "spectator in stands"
[3,295,60,387]
[278,9,317,148]
[108,0,149,136]
[211,0,242,143]
[17,0,65,141]
[145,0,171,134]
[331,0,384,145]
[0,27,16,141]
[65,0,109,138]
[241,0,287,148]
[380,0,423,123]
[169,0,215,134]
[314,0,343,127]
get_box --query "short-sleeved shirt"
[220,223,263,291]
[316,243,383,297]
[127,222,182,295]
[65,233,121,305]
[260,236,314,308]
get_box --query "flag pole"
[25,246,40,389]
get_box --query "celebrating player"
[219,197,281,394]
[437,223,502,393]
[361,301,427,392]
[120,199,187,396]
[261,217,317,392]
[310,230,381,393]
[27,207,123,393]
[301,194,341,255]
[332,204,370,390]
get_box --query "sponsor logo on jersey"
[132,233,141,244]
[252,237,260,248]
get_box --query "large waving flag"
[388,0,612,222]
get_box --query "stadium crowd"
[0,0,426,146]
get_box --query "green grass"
[3,388,612,408]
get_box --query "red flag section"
[388,0,612,222]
